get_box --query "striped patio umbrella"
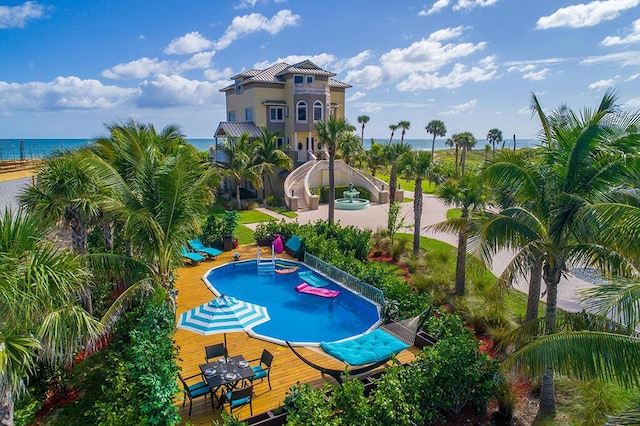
[177,295,270,348]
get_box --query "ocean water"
[0,138,540,161]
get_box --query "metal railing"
[303,252,385,307]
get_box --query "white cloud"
[339,50,373,71]
[589,79,614,90]
[359,102,383,114]
[623,97,640,108]
[396,60,497,91]
[136,74,222,108]
[235,0,258,9]
[346,91,366,102]
[203,67,235,81]
[522,68,550,81]
[178,51,215,71]
[164,31,213,55]
[420,0,498,15]
[344,66,386,89]
[601,18,640,45]
[508,64,536,73]
[101,57,174,80]
[536,0,640,30]
[0,1,49,29]
[0,76,136,111]
[442,99,478,115]
[215,9,300,50]
[581,51,640,66]
[627,73,640,80]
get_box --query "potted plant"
[221,210,240,251]
[254,222,274,247]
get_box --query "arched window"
[313,101,323,122]
[296,101,307,122]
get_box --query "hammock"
[286,307,432,384]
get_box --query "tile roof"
[214,122,263,138]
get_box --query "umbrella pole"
[224,333,228,360]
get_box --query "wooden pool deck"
[173,244,420,424]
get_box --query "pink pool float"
[295,282,340,298]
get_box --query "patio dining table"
[199,355,254,405]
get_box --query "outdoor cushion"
[251,365,267,379]
[320,329,410,366]
[285,235,302,252]
[188,382,210,397]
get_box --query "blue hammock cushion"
[320,329,410,366]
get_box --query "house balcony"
[293,83,328,96]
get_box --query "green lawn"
[377,173,438,194]
[266,206,298,218]
[237,209,277,224]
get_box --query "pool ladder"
[257,245,275,274]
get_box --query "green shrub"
[92,296,180,425]
[284,383,336,426]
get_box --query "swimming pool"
[203,260,381,346]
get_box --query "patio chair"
[223,384,254,416]
[181,245,206,265]
[188,238,223,259]
[249,349,273,389]
[204,343,227,363]
[284,235,302,259]
[178,372,213,416]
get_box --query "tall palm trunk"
[413,178,423,255]
[389,165,398,204]
[328,148,336,224]
[235,178,241,207]
[69,208,87,255]
[526,259,543,323]
[454,146,459,178]
[102,220,114,251]
[1,389,14,426]
[460,149,467,176]
[455,209,469,296]
[537,262,563,419]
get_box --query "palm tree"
[19,152,101,255]
[357,115,370,145]
[486,128,503,158]
[388,124,398,144]
[435,173,488,296]
[452,132,476,176]
[384,141,412,204]
[445,137,460,178]
[0,210,101,424]
[315,116,352,224]
[254,126,293,199]
[218,133,262,208]
[339,133,365,167]
[425,120,447,159]
[364,140,385,177]
[397,121,411,144]
[479,90,640,420]
[399,150,433,254]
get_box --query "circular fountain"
[335,183,370,210]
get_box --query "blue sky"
[1,0,639,140]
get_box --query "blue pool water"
[203,260,381,346]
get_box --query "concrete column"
[394,189,405,202]
[378,190,389,204]
[290,196,299,211]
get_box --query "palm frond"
[581,279,640,331]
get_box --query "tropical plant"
[315,116,352,224]
[445,137,459,177]
[217,133,261,207]
[397,120,411,144]
[425,119,447,159]
[487,128,503,158]
[0,210,101,425]
[434,173,488,296]
[399,150,434,254]
[452,132,476,176]
[364,140,385,177]
[357,115,370,145]
[388,123,398,144]
[19,151,101,255]
[384,141,412,203]
[339,133,365,167]
[479,90,640,420]
[254,126,292,199]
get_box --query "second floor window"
[245,108,253,121]
[270,107,284,122]
[297,101,307,122]
[313,101,323,122]
[294,75,303,84]
[235,78,242,94]
[228,111,236,122]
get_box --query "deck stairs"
[257,245,276,274]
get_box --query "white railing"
[283,160,315,209]
[304,253,385,307]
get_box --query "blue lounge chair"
[181,245,206,264]
[188,238,223,259]
[284,235,302,259]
